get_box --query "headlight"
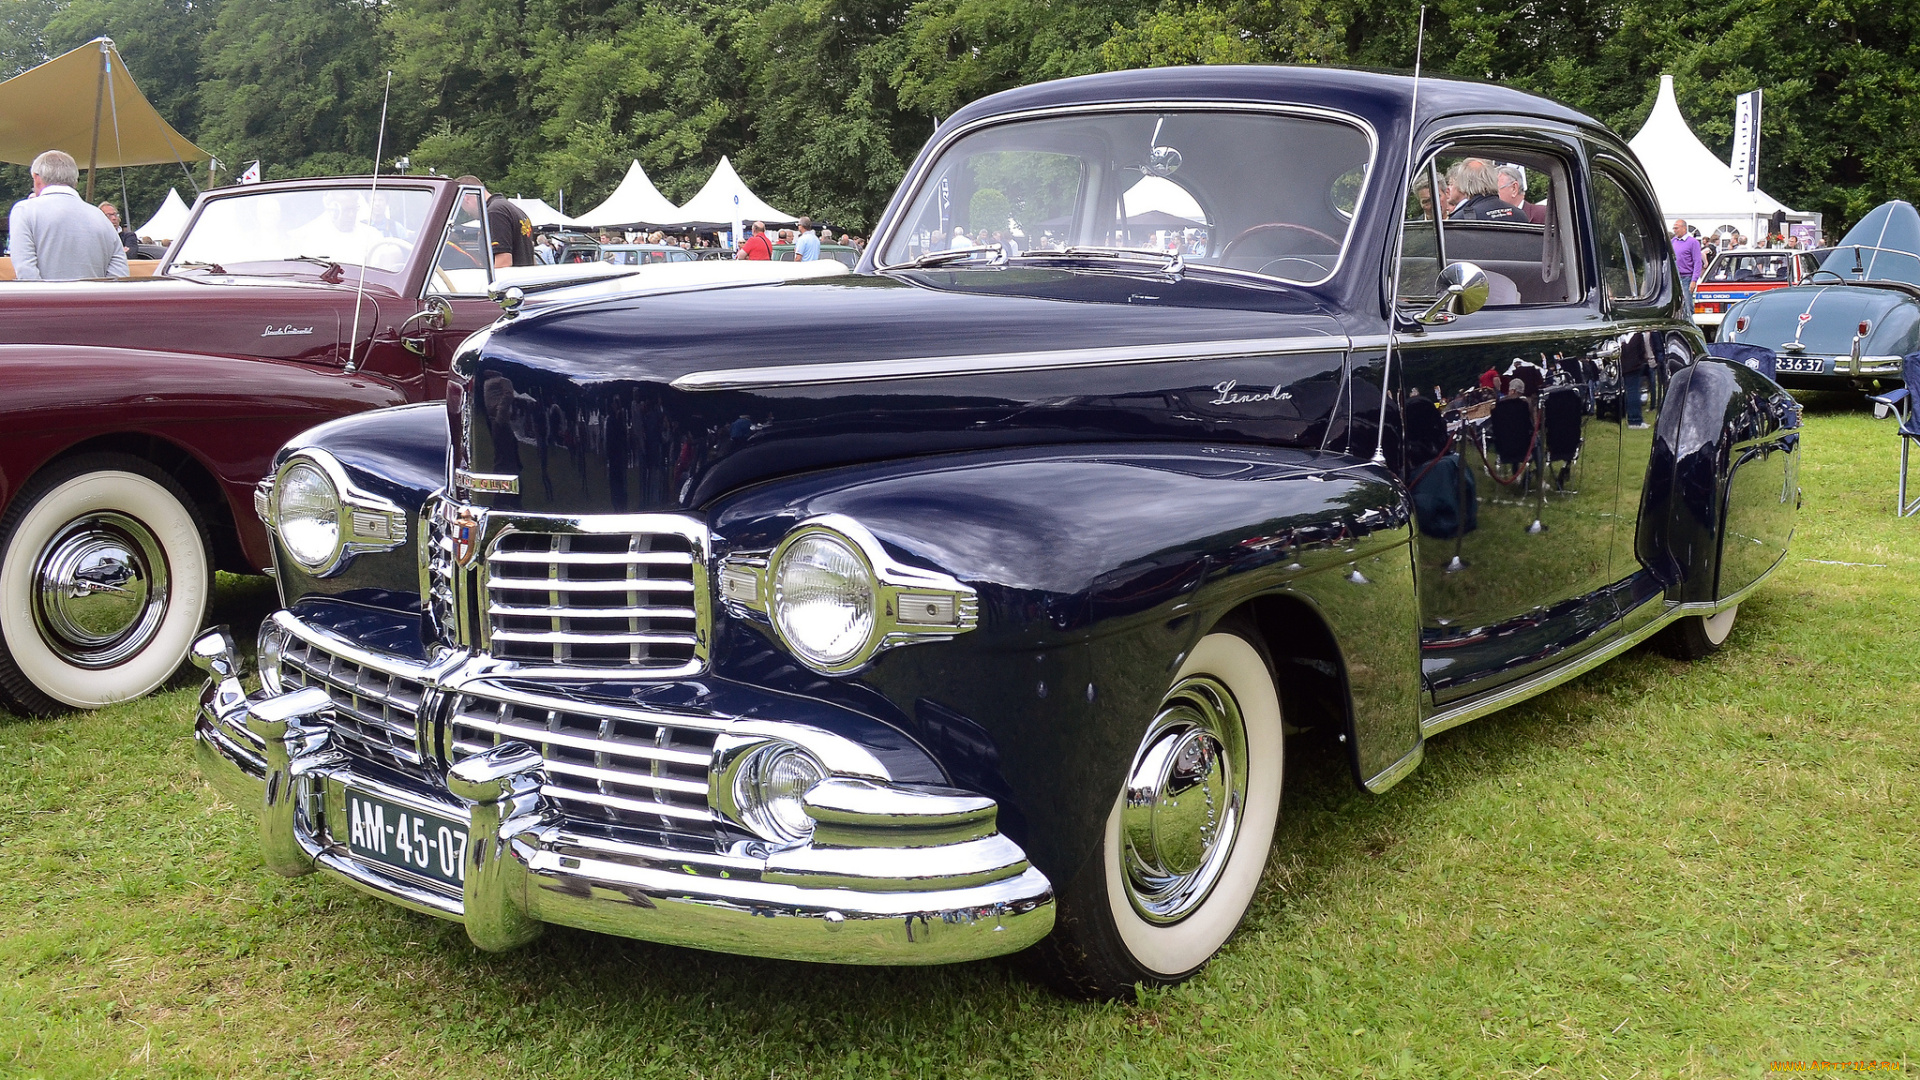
[274,461,341,571]
[730,743,826,844]
[772,531,876,669]
[256,619,291,694]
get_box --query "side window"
[1592,170,1661,303]
[1396,145,1578,309]
[428,186,492,296]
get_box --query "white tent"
[511,197,575,229]
[1627,75,1819,242]
[572,160,684,229]
[672,156,796,231]
[133,187,190,243]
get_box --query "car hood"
[458,268,1356,515]
[0,274,381,366]
[1723,282,1920,358]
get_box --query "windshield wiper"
[170,260,225,274]
[888,245,1008,270]
[1016,245,1186,277]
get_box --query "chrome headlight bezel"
[266,449,409,577]
[718,514,980,675]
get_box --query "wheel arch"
[35,433,249,574]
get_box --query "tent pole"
[86,38,111,203]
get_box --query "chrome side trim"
[673,334,1348,391]
[1359,739,1424,795]
[1418,564,1784,740]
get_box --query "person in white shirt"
[7,150,128,281]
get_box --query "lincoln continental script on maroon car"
[192,67,1801,996]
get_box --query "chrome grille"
[485,524,704,670]
[278,636,429,776]
[448,687,720,843]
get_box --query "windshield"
[879,109,1373,285]
[171,185,437,272]
[1806,245,1920,286]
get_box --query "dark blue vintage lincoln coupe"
[191,66,1800,997]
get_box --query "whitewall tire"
[1033,620,1284,997]
[0,455,211,715]
[1658,604,1738,661]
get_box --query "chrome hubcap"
[1121,675,1249,924]
[32,512,170,668]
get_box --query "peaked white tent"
[573,160,684,229]
[510,197,575,229]
[673,156,796,230]
[133,187,190,242]
[1628,75,1819,242]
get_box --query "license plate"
[344,789,468,888]
[1777,356,1826,373]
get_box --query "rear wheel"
[1031,621,1283,998]
[0,454,211,715]
[1658,604,1738,661]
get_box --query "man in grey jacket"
[7,150,129,281]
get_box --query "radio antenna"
[344,71,393,375]
[1373,5,1426,466]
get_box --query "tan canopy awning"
[0,37,208,168]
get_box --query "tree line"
[3,0,1917,235]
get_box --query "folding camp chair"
[1705,341,1778,382]
[1868,352,1920,516]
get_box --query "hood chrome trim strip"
[670,334,1348,391]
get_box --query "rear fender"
[1637,356,1801,603]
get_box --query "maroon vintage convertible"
[0,176,519,714]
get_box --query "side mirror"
[399,294,454,356]
[1416,262,1490,325]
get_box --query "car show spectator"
[736,221,772,260]
[1495,165,1547,224]
[1448,159,1524,222]
[1671,218,1702,307]
[98,201,140,258]
[795,216,820,261]
[455,175,535,267]
[6,151,128,281]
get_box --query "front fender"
[706,442,1423,885]
[0,344,413,569]
[1637,357,1801,603]
[270,403,450,610]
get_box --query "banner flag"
[239,160,261,185]
[1730,90,1762,193]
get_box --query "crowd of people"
[526,217,870,265]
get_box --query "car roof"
[942,64,1598,136]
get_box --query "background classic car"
[195,66,1799,998]
[1718,200,1920,388]
[1692,246,1816,338]
[0,175,559,715]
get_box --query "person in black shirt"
[456,175,536,267]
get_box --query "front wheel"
[1657,604,1738,661]
[0,454,211,715]
[1031,622,1284,998]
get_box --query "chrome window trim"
[419,185,493,300]
[672,333,1347,391]
[870,100,1379,290]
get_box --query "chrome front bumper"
[190,627,1054,965]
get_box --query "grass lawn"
[1,396,1915,1078]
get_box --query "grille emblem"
[452,508,480,567]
